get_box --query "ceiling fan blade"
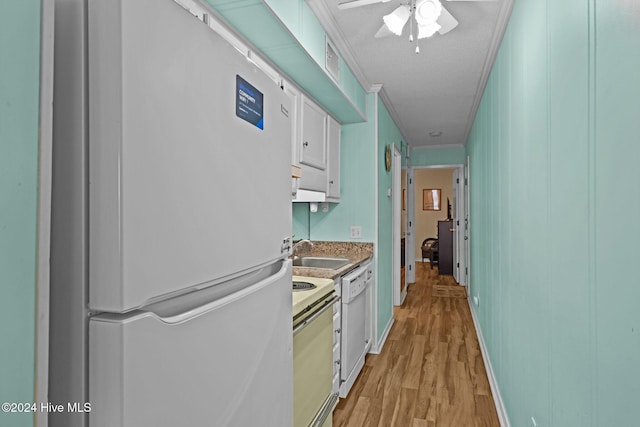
[437,6,459,35]
[338,0,390,10]
[374,23,394,38]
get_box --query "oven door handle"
[293,295,340,336]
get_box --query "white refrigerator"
[49,0,294,425]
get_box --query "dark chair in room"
[421,238,439,269]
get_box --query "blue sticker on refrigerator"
[236,75,264,130]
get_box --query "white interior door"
[392,145,404,305]
[406,168,416,284]
[452,165,468,285]
[465,157,471,288]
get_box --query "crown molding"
[460,0,515,146]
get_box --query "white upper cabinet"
[326,115,341,201]
[282,82,300,168]
[299,95,327,170]
[287,87,341,200]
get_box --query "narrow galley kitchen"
[333,263,500,427]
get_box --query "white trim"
[468,298,511,427]
[410,164,466,286]
[376,88,411,147]
[305,1,411,146]
[370,316,394,355]
[369,83,383,93]
[392,144,402,306]
[460,0,514,146]
[405,167,416,283]
[372,94,381,351]
[36,1,55,425]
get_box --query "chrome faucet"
[292,239,313,258]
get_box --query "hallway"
[333,263,499,427]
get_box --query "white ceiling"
[307,0,513,149]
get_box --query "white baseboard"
[370,316,394,354]
[468,298,510,427]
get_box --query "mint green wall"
[376,98,403,341]
[0,1,41,426]
[410,147,465,166]
[466,1,640,425]
[308,94,376,242]
[296,93,400,344]
[292,203,311,240]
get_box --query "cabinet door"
[299,95,326,170]
[326,115,341,200]
[282,82,300,167]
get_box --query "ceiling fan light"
[415,0,443,25]
[383,5,411,36]
[418,22,441,39]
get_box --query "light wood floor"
[333,263,500,427]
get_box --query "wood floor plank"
[333,263,500,426]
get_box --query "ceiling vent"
[325,38,340,83]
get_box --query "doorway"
[392,144,405,305]
[399,164,468,288]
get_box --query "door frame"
[392,144,405,305]
[406,163,468,286]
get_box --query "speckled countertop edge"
[291,241,374,279]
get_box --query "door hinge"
[457,178,460,184]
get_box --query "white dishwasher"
[339,261,372,398]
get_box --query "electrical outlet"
[350,226,362,239]
[473,296,479,306]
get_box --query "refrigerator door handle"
[151,260,291,325]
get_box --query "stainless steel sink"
[292,257,350,269]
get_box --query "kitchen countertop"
[291,241,374,280]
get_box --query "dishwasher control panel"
[341,262,372,303]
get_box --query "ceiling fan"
[338,0,496,48]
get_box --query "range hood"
[291,166,325,202]
[292,189,326,202]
